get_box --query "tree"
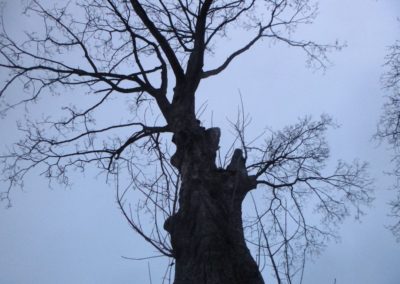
[377,33,400,241]
[0,1,372,283]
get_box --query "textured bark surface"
[165,124,264,284]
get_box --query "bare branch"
[376,32,400,241]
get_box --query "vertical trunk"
[164,125,264,284]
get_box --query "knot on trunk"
[163,214,175,234]
[227,149,246,175]
[205,127,221,152]
[171,127,221,171]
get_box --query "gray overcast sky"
[1,0,400,284]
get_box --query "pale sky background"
[1,0,400,284]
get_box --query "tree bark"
[165,125,264,284]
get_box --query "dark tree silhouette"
[0,1,372,283]
[377,35,400,241]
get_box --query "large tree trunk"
[164,124,264,284]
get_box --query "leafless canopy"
[227,112,371,283]
[0,0,371,283]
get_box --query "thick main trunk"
[165,125,264,284]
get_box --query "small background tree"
[376,22,400,241]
